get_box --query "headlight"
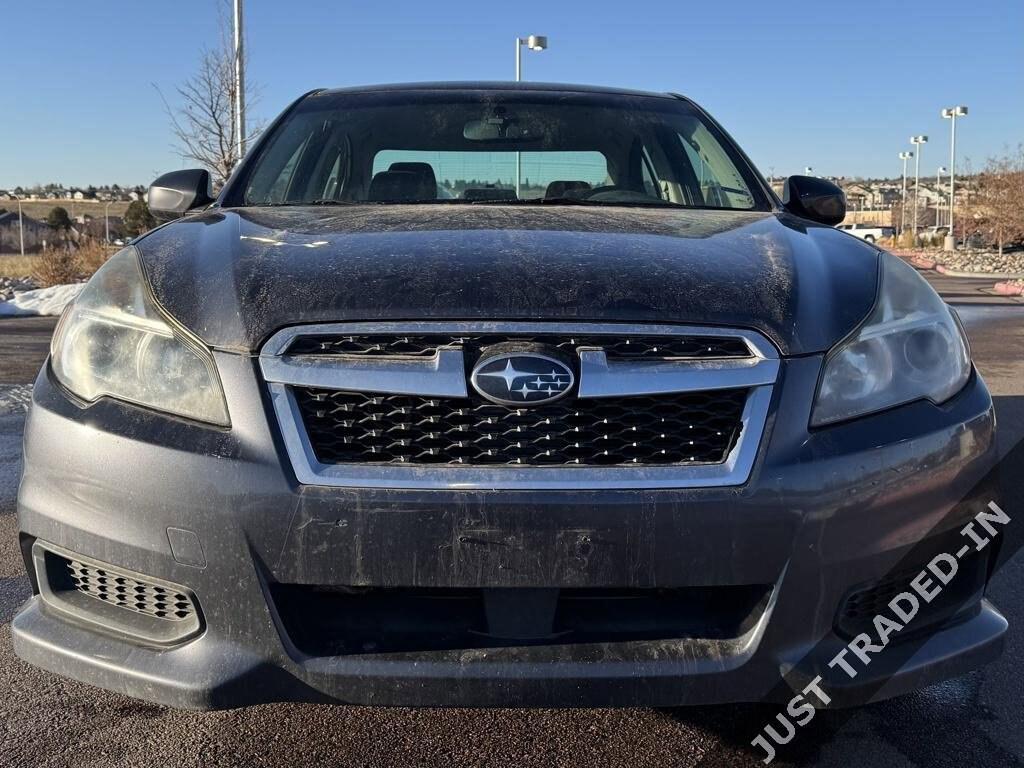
[50,246,230,426]
[811,252,970,426]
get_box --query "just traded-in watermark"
[751,501,1010,764]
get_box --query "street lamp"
[936,166,948,227]
[514,34,548,197]
[910,135,928,238]
[515,35,548,81]
[233,0,246,158]
[104,200,113,244]
[16,195,24,257]
[941,105,968,251]
[898,151,913,235]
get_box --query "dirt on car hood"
[135,204,879,355]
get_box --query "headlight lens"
[811,252,970,426]
[50,246,230,426]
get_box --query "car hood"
[135,205,879,355]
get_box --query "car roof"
[315,81,682,101]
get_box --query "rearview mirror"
[148,169,215,222]
[782,176,846,226]
[463,117,538,143]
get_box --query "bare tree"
[968,147,1024,255]
[158,3,258,186]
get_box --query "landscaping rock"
[0,275,40,302]
[888,247,1024,277]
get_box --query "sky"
[1,0,1021,189]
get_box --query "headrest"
[367,170,424,202]
[388,162,437,197]
[545,180,591,199]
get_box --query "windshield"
[237,88,768,211]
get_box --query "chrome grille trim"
[577,350,778,398]
[260,321,780,490]
[262,347,468,397]
[260,321,778,358]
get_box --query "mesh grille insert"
[835,546,987,640]
[840,566,923,622]
[295,388,748,466]
[64,558,196,622]
[286,333,752,361]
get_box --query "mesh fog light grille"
[65,559,195,621]
[33,542,204,645]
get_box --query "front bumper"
[12,352,1004,709]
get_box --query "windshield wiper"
[528,197,688,209]
[260,199,364,207]
[458,197,661,207]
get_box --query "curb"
[993,282,1024,297]
[934,264,1024,280]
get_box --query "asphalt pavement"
[2,288,1024,767]
[919,272,1024,306]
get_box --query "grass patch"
[0,242,116,285]
[0,255,41,279]
[0,198,131,223]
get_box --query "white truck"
[836,222,895,243]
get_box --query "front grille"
[295,388,747,466]
[285,333,752,361]
[64,558,195,622]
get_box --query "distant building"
[81,215,125,241]
[914,185,945,206]
[0,211,51,254]
[840,181,900,210]
[842,183,873,210]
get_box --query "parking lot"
[2,289,1024,767]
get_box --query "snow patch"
[0,384,32,415]
[0,283,84,317]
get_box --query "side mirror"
[148,169,215,222]
[782,176,846,226]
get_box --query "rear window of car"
[236,90,768,212]
[371,150,610,200]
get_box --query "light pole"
[17,196,24,257]
[898,151,913,235]
[232,0,246,159]
[936,166,947,227]
[514,34,547,197]
[104,200,112,244]
[941,105,968,251]
[515,34,547,81]
[910,135,927,239]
